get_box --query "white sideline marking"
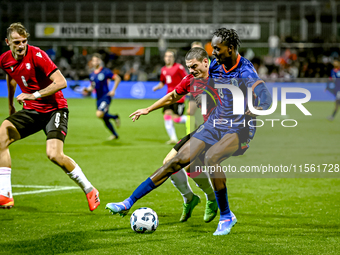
[12,185,78,196]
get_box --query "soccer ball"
[130,207,158,233]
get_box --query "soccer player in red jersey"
[0,23,100,211]
[152,49,188,144]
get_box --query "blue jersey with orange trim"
[207,55,262,128]
[89,67,115,100]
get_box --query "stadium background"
[1,0,340,254]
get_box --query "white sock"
[170,169,194,203]
[67,165,93,194]
[164,118,178,141]
[0,167,12,198]
[191,170,215,201]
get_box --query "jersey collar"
[222,54,241,74]
[94,67,103,74]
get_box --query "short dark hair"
[212,28,241,50]
[7,22,30,39]
[185,47,209,62]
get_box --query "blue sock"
[124,178,156,208]
[105,112,118,119]
[103,117,118,137]
[214,188,231,219]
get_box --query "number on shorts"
[55,113,60,128]
[99,101,108,112]
[177,104,184,115]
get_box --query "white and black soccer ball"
[130,207,158,233]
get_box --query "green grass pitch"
[0,98,339,254]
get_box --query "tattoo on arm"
[38,81,63,97]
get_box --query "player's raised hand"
[16,93,35,105]
[129,108,150,122]
[245,106,263,117]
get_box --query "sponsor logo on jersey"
[231,78,239,87]
[196,125,204,133]
[98,73,105,81]
[26,63,31,70]
[36,52,42,58]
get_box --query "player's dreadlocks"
[212,28,241,51]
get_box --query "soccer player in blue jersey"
[84,54,121,139]
[106,28,272,236]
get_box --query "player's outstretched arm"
[245,83,272,117]
[16,70,67,104]
[6,74,17,115]
[129,90,184,122]
[152,82,165,92]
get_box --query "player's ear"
[228,45,234,53]
[204,58,209,67]
[5,38,9,46]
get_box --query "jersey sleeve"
[178,64,188,78]
[331,69,336,79]
[175,76,190,95]
[0,55,3,70]
[160,68,166,83]
[240,64,264,90]
[105,68,114,79]
[34,49,58,77]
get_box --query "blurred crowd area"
[0,40,338,82]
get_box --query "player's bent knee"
[47,151,64,164]
[0,120,20,148]
[163,149,177,165]
[96,111,104,119]
[163,157,170,165]
[204,153,220,166]
[169,153,190,170]
[164,109,173,116]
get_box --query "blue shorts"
[192,122,256,156]
[96,95,111,112]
